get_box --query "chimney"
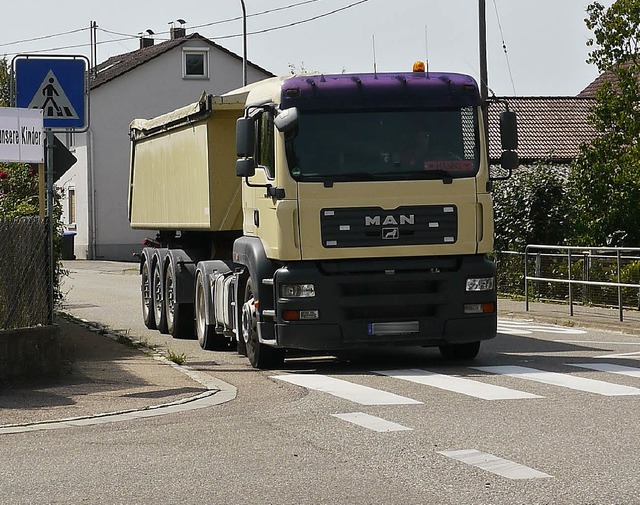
[170,27,186,39]
[140,29,155,49]
[170,19,187,39]
[140,37,154,49]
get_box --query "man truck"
[128,65,517,369]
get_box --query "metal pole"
[524,246,529,311]
[479,0,489,141]
[617,249,623,322]
[46,130,55,324]
[568,249,573,316]
[240,0,247,86]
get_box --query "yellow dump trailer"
[128,94,244,232]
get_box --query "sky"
[0,0,616,97]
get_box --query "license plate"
[368,321,419,336]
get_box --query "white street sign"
[0,107,44,163]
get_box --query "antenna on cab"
[372,35,378,78]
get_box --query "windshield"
[286,108,479,182]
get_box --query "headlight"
[280,283,316,298]
[466,277,494,292]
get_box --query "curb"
[0,314,237,435]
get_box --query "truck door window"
[255,111,275,179]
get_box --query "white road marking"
[554,340,640,345]
[438,449,552,480]
[473,365,640,396]
[272,374,422,405]
[569,363,640,378]
[498,319,586,335]
[331,412,412,432]
[375,369,543,400]
[596,351,640,359]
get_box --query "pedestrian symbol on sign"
[27,70,79,119]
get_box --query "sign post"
[12,55,88,323]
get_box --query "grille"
[320,205,458,248]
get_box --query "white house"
[57,31,273,261]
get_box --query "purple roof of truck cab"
[280,72,481,111]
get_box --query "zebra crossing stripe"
[272,374,422,405]
[569,363,640,378]
[438,449,552,480]
[332,412,412,432]
[473,365,640,396]
[375,369,543,400]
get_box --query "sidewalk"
[1,300,638,431]
[0,316,234,432]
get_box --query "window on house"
[68,188,76,225]
[182,48,209,79]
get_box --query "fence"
[0,217,51,330]
[495,246,640,322]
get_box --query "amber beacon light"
[413,60,426,72]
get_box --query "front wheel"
[439,341,481,361]
[242,278,284,369]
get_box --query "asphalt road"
[3,260,640,504]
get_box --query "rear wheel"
[242,278,284,369]
[439,341,481,360]
[165,261,194,339]
[152,260,168,334]
[195,271,227,350]
[141,260,156,329]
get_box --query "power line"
[1,0,371,58]
[492,0,516,95]
[0,26,90,48]
[212,0,371,40]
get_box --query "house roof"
[90,32,274,90]
[578,72,611,98]
[487,97,596,164]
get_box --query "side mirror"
[500,150,519,171]
[499,110,518,151]
[236,157,256,178]
[274,107,299,133]
[236,117,255,158]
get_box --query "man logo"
[382,227,399,240]
[365,214,415,226]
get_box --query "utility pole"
[240,0,247,86]
[478,0,489,147]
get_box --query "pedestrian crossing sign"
[14,56,88,131]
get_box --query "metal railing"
[524,245,640,322]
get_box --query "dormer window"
[182,48,209,79]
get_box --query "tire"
[152,260,168,334]
[195,271,227,350]
[141,260,156,329]
[165,261,194,339]
[241,277,284,369]
[439,341,481,361]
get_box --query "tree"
[493,163,570,252]
[0,57,10,107]
[568,0,640,246]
